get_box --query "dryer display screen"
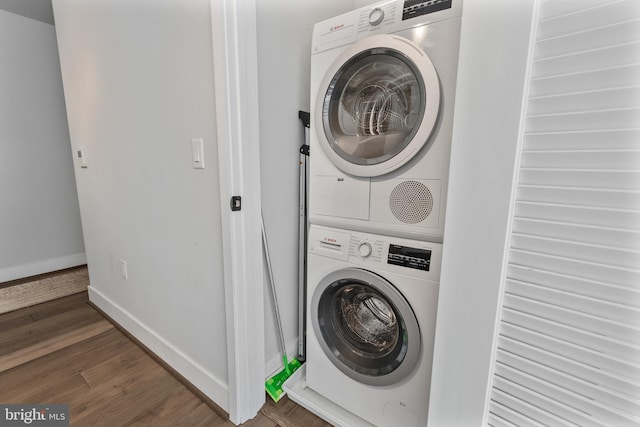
[402,0,452,20]
[387,244,431,271]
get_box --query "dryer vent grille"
[389,181,433,224]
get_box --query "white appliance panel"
[305,225,442,427]
[309,0,462,241]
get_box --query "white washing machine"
[310,0,462,242]
[306,224,441,427]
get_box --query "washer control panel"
[309,225,442,278]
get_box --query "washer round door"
[311,268,421,386]
[316,34,441,177]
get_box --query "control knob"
[368,7,384,26]
[358,242,373,258]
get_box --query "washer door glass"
[312,268,421,386]
[323,49,425,166]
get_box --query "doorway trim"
[210,0,265,424]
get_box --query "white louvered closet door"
[488,1,640,426]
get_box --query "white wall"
[0,9,85,283]
[428,0,537,425]
[0,0,54,24]
[53,0,230,410]
[256,0,375,374]
[353,0,380,8]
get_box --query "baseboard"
[265,338,300,379]
[0,253,87,283]
[0,265,89,314]
[88,286,230,413]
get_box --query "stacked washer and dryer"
[300,1,462,426]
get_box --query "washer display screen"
[388,244,431,271]
[403,0,453,20]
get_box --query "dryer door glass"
[312,269,421,386]
[323,48,425,166]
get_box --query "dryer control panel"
[312,0,462,54]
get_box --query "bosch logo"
[330,24,344,32]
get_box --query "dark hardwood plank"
[182,402,232,427]
[0,328,131,401]
[0,318,113,372]
[0,310,34,332]
[127,386,238,427]
[73,365,182,426]
[244,414,279,427]
[28,292,90,321]
[261,395,333,427]
[0,304,105,356]
[0,291,88,331]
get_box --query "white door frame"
[210,0,265,424]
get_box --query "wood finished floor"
[0,292,331,427]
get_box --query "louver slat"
[507,264,640,303]
[492,377,598,426]
[497,336,640,404]
[528,65,640,99]
[500,310,640,366]
[494,361,640,425]
[505,278,640,323]
[502,293,639,343]
[489,400,544,427]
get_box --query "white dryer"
[306,224,441,427]
[310,0,462,242]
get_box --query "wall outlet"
[119,259,128,280]
[77,147,88,168]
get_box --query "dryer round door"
[316,34,440,177]
[311,267,421,386]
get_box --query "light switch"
[120,259,128,280]
[77,147,88,168]
[192,138,205,169]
